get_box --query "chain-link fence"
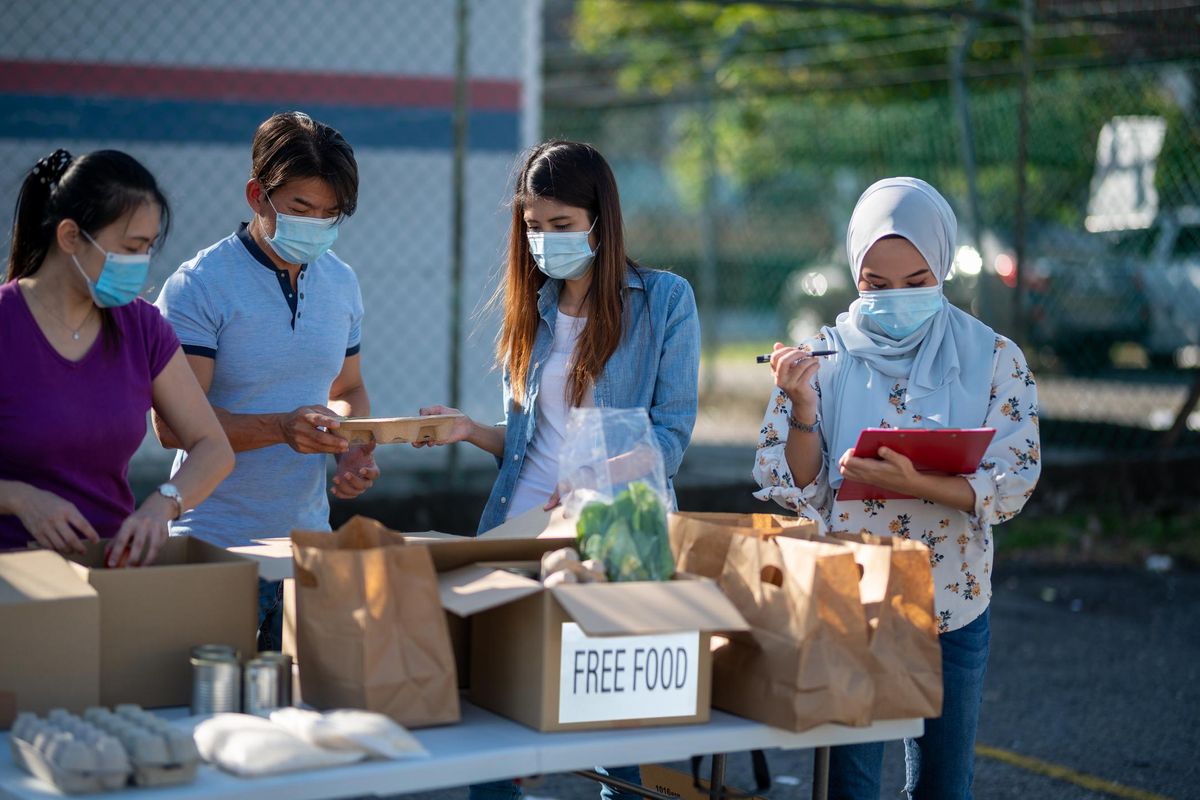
[0,0,540,480]
[4,0,1198,487]
[542,2,1200,458]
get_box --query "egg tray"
[332,413,463,445]
[10,706,200,793]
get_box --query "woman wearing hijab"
[754,178,1041,799]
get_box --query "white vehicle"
[1136,206,1200,366]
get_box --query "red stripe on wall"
[0,59,522,111]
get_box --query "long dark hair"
[7,149,170,282]
[497,140,633,409]
[6,149,169,346]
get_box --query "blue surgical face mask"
[527,218,597,280]
[266,195,339,264]
[72,230,151,308]
[857,285,944,340]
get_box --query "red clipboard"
[836,427,996,501]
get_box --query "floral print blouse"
[753,334,1041,634]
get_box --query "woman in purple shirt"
[0,149,233,567]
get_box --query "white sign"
[557,623,700,724]
[1086,116,1167,233]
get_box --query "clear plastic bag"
[558,408,673,582]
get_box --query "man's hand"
[332,442,380,499]
[279,405,349,455]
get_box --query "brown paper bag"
[291,516,460,728]
[669,512,816,577]
[825,532,943,721]
[669,512,874,731]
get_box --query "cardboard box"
[475,505,576,541]
[428,536,748,732]
[67,536,257,708]
[0,551,100,725]
[639,764,764,800]
[277,518,747,731]
[425,536,568,696]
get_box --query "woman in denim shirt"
[420,139,700,534]
[418,140,700,800]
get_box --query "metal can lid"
[191,644,240,662]
[190,658,243,672]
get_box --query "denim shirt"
[477,266,701,534]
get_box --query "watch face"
[158,484,184,517]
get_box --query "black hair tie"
[31,148,74,191]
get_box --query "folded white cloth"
[269,708,428,760]
[193,714,364,777]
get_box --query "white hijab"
[817,177,996,487]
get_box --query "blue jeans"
[828,608,991,800]
[257,578,284,653]
[469,765,643,800]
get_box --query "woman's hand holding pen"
[769,342,821,419]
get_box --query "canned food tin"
[243,652,293,717]
[190,655,241,715]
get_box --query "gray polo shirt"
[155,225,363,547]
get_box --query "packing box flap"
[0,550,100,722]
[551,578,749,636]
[438,564,544,617]
[0,551,96,603]
[423,537,567,572]
[477,505,576,541]
[68,535,252,574]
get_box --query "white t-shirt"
[508,312,592,520]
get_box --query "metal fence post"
[698,27,747,396]
[448,0,470,486]
[1013,0,1034,347]
[951,0,986,321]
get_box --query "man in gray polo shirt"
[154,111,379,648]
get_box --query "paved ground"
[398,564,1200,800]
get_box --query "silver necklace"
[23,284,94,341]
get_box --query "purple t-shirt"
[0,282,180,547]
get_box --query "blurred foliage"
[558,2,1198,225]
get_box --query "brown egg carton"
[333,413,463,445]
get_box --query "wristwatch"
[156,483,185,520]
[787,412,821,433]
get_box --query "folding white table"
[0,702,920,800]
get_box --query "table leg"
[811,747,830,800]
[709,753,727,800]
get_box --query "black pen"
[756,350,837,363]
